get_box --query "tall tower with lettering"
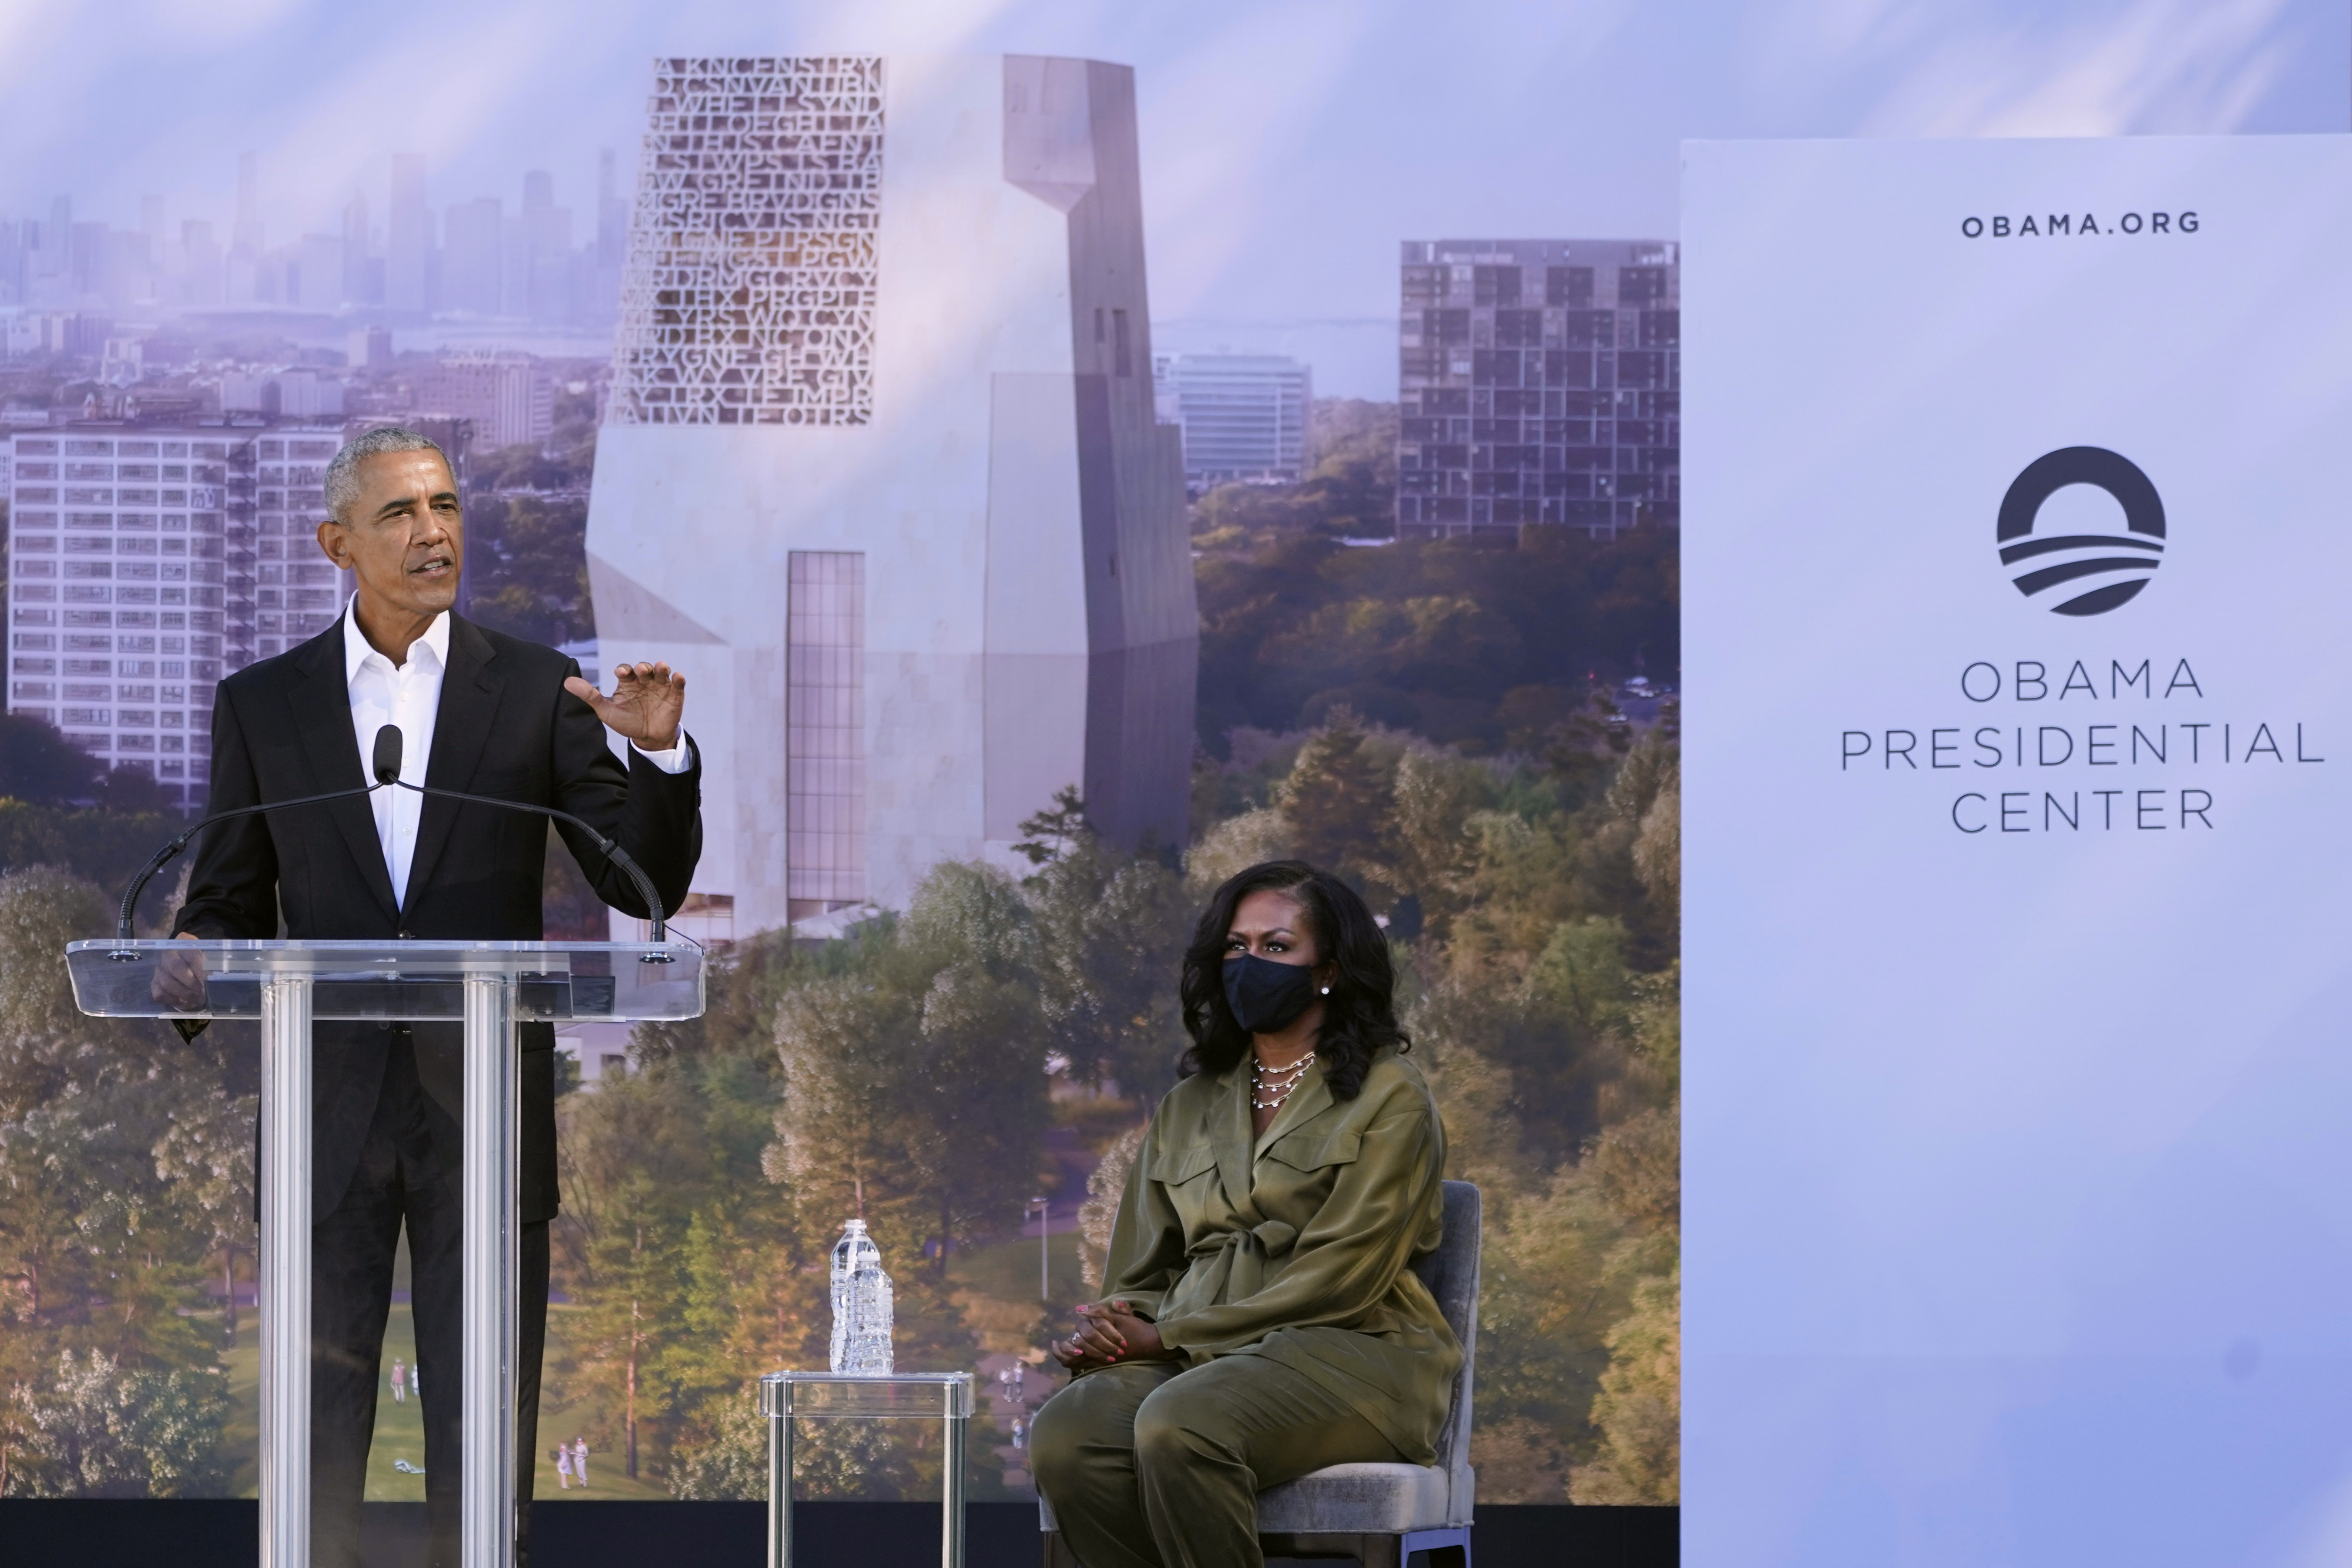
[587,56,1197,942]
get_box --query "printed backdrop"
[1684,133,2352,1567]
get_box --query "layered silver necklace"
[1251,1047,1318,1112]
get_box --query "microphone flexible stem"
[390,779,668,945]
[115,782,386,947]
[117,779,671,950]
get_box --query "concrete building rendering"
[1397,239,1680,539]
[587,54,1198,940]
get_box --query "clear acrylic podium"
[66,938,706,1568]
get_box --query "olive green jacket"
[1089,1048,1462,1463]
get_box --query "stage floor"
[0,1499,1678,1566]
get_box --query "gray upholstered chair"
[1041,1179,1480,1568]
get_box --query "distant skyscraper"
[1396,239,1679,540]
[233,152,263,261]
[180,221,222,307]
[591,54,1197,939]
[499,210,528,319]
[342,191,372,305]
[441,198,502,316]
[292,234,345,309]
[33,198,71,301]
[520,170,571,323]
[388,154,431,312]
[594,148,628,327]
[597,148,627,269]
[1152,353,1312,487]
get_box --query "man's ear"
[315,518,348,567]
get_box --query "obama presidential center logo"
[1996,446,2166,616]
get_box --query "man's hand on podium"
[564,661,686,752]
[154,932,208,1011]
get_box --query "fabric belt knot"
[1165,1218,1300,1321]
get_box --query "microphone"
[365,725,671,951]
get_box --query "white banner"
[1685,134,2352,1566]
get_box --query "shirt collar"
[342,594,450,683]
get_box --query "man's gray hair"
[324,426,452,522]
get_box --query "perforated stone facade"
[610,57,885,427]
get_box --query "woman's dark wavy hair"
[1178,860,1409,1101]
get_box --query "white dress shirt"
[342,598,690,908]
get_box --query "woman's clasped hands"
[1051,1300,1175,1370]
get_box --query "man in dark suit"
[168,426,701,1568]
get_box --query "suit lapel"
[288,622,402,924]
[401,614,504,917]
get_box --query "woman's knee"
[1028,1390,1087,1490]
[1131,1380,1224,1471]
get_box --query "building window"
[787,551,866,918]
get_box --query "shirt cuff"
[631,732,693,775]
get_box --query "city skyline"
[0,151,624,327]
[2,0,2340,397]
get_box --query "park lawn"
[210,1301,664,1501]
[946,1226,1089,1316]
[207,1234,1090,1503]
[533,1301,670,1500]
[216,1309,258,1497]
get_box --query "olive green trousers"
[1030,1356,1402,1568]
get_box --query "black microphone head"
[373,724,403,786]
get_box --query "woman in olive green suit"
[1031,860,1459,1568]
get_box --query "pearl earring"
[1319,986,1332,995]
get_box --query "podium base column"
[259,975,314,1568]
[461,975,519,1568]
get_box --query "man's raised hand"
[564,661,686,751]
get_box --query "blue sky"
[3,0,2343,393]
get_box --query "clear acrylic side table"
[758,1371,976,1568]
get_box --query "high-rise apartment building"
[589,54,1197,940]
[1396,239,1679,539]
[5,421,341,808]
[226,426,348,668]
[1152,353,1312,487]
[411,351,551,450]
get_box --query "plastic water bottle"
[829,1219,895,1374]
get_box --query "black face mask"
[1222,954,1319,1035]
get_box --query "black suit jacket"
[174,612,702,1222]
